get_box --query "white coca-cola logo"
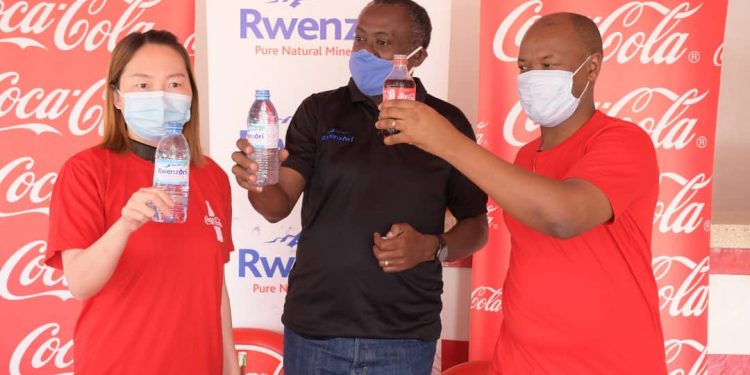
[9,322,74,375]
[0,71,105,136]
[486,203,500,231]
[664,338,706,375]
[605,87,706,150]
[502,102,538,147]
[713,43,723,67]
[183,31,195,56]
[654,172,711,235]
[653,255,708,318]
[493,1,699,64]
[470,286,503,313]
[0,0,157,52]
[0,156,57,218]
[474,121,489,147]
[0,240,72,301]
[502,87,706,149]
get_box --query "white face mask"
[517,55,591,128]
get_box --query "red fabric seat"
[442,360,492,375]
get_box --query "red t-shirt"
[46,146,234,374]
[493,111,667,374]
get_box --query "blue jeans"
[283,327,437,375]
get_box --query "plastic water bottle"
[152,121,190,223]
[247,89,279,186]
[382,54,416,136]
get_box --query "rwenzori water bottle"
[382,54,416,136]
[247,89,279,186]
[152,121,190,223]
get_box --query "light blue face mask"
[348,46,423,96]
[120,91,192,141]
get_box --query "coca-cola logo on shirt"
[492,1,700,64]
[654,172,711,235]
[0,72,106,137]
[0,0,159,52]
[0,240,71,301]
[664,338,706,375]
[9,322,74,375]
[652,255,708,318]
[501,87,706,149]
[470,286,503,313]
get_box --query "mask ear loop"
[572,54,592,99]
[406,46,424,75]
[572,54,592,76]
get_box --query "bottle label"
[247,123,279,149]
[383,87,416,101]
[153,159,190,186]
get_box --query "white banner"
[205,0,454,337]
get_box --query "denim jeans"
[283,327,437,375]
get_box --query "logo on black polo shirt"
[321,128,354,143]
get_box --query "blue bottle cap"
[255,89,270,100]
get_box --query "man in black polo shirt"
[231,1,488,373]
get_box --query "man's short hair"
[372,0,432,49]
[567,13,603,55]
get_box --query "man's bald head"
[530,12,602,58]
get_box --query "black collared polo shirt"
[281,78,487,341]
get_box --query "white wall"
[713,0,750,223]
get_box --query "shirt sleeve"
[45,153,107,269]
[282,95,319,183]
[564,122,659,220]
[445,108,489,220]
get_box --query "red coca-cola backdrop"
[0,1,193,373]
[470,1,726,373]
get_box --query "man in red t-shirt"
[377,12,667,375]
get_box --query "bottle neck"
[388,57,411,80]
[165,123,184,134]
[393,57,408,70]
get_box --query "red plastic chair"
[442,360,492,375]
[233,328,284,375]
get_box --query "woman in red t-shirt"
[45,30,240,374]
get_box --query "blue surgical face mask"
[348,46,423,96]
[120,91,192,141]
